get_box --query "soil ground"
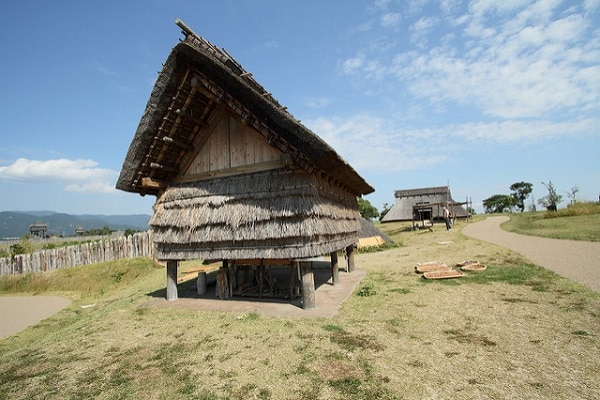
[146,266,366,318]
[0,296,71,339]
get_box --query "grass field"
[0,219,598,399]
[500,202,600,242]
[501,212,600,241]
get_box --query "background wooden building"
[29,222,48,238]
[116,20,374,308]
[381,186,470,226]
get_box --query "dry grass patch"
[0,220,598,399]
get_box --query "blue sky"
[1,0,598,216]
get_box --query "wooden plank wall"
[185,114,280,176]
[0,231,155,277]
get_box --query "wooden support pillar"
[166,260,178,301]
[258,264,265,299]
[228,264,237,295]
[242,265,250,285]
[289,261,297,301]
[216,259,230,299]
[216,267,229,299]
[300,261,315,310]
[330,252,339,286]
[346,245,356,273]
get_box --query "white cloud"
[65,181,116,194]
[307,112,598,173]
[306,114,448,173]
[584,0,600,11]
[381,12,402,28]
[410,16,438,46]
[440,0,462,14]
[412,15,438,31]
[369,0,391,12]
[357,0,600,119]
[341,56,364,74]
[408,0,431,15]
[0,158,118,193]
[447,118,598,143]
[469,0,527,18]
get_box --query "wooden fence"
[0,231,155,276]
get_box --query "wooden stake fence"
[0,231,154,276]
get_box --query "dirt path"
[462,216,600,292]
[0,296,71,340]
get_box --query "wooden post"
[216,267,229,299]
[258,264,265,299]
[300,261,315,310]
[228,264,237,295]
[290,261,297,300]
[330,252,339,286]
[241,265,250,285]
[216,259,229,299]
[346,245,356,273]
[166,260,178,301]
[197,271,207,295]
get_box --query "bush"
[543,201,600,219]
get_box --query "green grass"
[0,257,159,297]
[501,205,600,241]
[0,219,598,399]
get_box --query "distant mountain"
[0,211,150,239]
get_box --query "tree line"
[482,180,577,214]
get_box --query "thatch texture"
[151,169,360,260]
[358,217,393,242]
[116,33,373,197]
[116,22,374,263]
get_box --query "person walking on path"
[462,216,600,292]
[443,206,452,230]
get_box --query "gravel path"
[463,216,600,292]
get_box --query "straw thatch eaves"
[116,20,374,262]
[152,169,360,260]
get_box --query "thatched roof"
[358,218,393,244]
[115,20,374,261]
[116,21,373,198]
[393,186,451,198]
[382,186,468,222]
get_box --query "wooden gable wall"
[177,108,283,183]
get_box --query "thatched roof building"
[357,217,393,248]
[116,20,373,305]
[381,186,469,223]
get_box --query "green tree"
[538,181,562,211]
[509,181,533,212]
[379,203,391,222]
[124,228,138,237]
[10,237,33,259]
[84,225,113,236]
[358,198,379,220]
[482,194,514,213]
